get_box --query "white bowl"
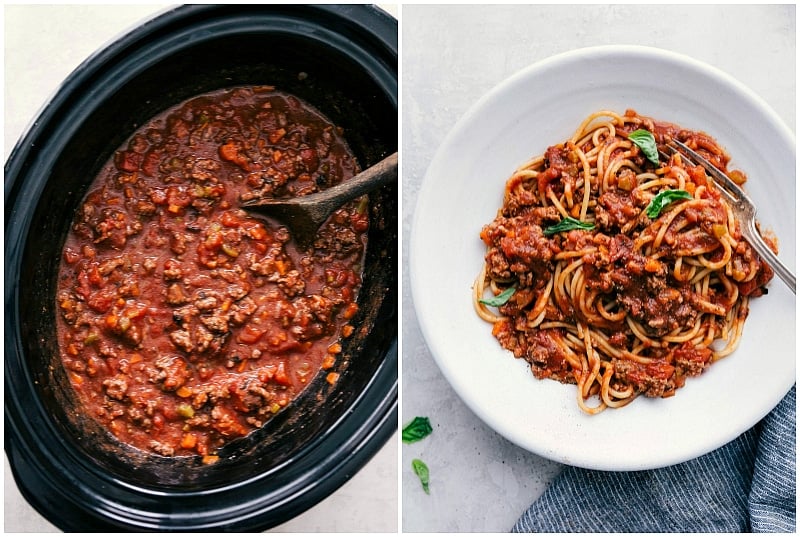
[410,45,795,471]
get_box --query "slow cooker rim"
[5,4,397,186]
[5,4,397,531]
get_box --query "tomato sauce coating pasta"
[475,110,774,414]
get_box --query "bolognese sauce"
[56,86,367,460]
[474,110,775,414]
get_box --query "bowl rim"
[5,4,397,531]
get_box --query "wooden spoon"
[240,151,397,249]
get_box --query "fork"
[665,139,795,294]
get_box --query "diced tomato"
[274,361,291,386]
[141,150,161,177]
[351,213,369,232]
[218,140,251,171]
[325,268,348,288]
[165,186,192,208]
[87,289,116,313]
[115,150,140,173]
[63,247,80,264]
[238,324,265,344]
[220,211,241,228]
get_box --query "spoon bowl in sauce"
[241,152,397,248]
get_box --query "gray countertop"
[400,4,794,532]
[4,4,397,533]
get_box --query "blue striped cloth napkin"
[512,386,795,532]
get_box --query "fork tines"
[665,138,795,294]
[665,139,749,205]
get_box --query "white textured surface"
[4,4,398,533]
[401,4,794,532]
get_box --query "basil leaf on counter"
[412,458,431,494]
[628,129,660,165]
[645,189,693,219]
[478,285,516,307]
[402,416,433,444]
[543,216,595,237]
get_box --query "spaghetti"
[474,110,775,414]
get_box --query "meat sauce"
[480,110,774,402]
[56,86,367,460]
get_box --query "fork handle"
[743,220,796,294]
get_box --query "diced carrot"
[181,433,197,450]
[248,224,267,241]
[343,302,359,320]
[219,141,250,171]
[268,129,286,144]
[321,354,336,370]
[105,314,119,329]
[644,258,663,273]
[219,141,239,162]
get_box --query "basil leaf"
[411,458,430,494]
[543,216,595,237]
[628,129,660,165]
[645,189,693,219]
[402,416,433,444]
[478,285,516,307]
